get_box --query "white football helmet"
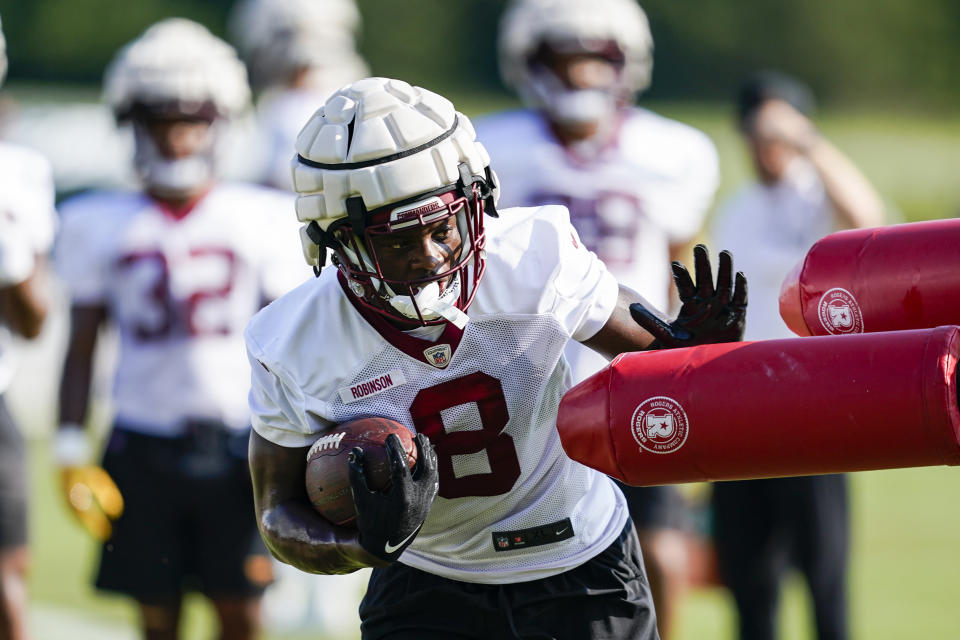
[104,18,251,123]
[103,19,250,197]
[498,0,654,120]
[293,77,499,328]
[228,0,369,93]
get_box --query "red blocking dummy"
[779,218,960,337]
[557,327,960,486]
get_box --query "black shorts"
[615,483,691,532]
[0,395,27,549]
[95,425,272,601]
[359,519,660,640]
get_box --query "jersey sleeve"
[245,323,333,448]
[19,152,57,253]
[0,151,57,286]
[533,206,620,342]
[54,197,112,304]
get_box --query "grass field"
[8,93,960,639]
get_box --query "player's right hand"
[54,427,123,541]
[348,433,439,563]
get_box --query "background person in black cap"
[709,70,885,640]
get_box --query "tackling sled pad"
[557,326,960,486]
[779,218,960,336]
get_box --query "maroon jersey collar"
[338,272,464,367]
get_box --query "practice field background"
[7,94,960,639]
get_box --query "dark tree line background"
[2,0,959,110]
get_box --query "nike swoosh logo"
[555,527,569,536]
[384,524,423,555]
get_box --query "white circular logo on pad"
[818,287,863,334]
[631,396,689,454]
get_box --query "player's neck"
[147,184,214,220]
[550,120,600,146]
[548,114,620,156]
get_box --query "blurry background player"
[228,0,369,191]
[709,70,885,640]
[229,1,372,633]
[475,0,719,636]
[51,19,307,640]
[0,15,57,640]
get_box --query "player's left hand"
[630,244,747,349]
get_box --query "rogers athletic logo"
[817,288,863,335]
[631,396,689,454]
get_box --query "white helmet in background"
[293,77,499,328]
[498,0,653,124]
[228,0,369,93]
[103,18,251,197]
[104,18,251,122]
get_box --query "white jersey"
[246,205,629,584]
[0,142,57,393]
[476,107,719,381]
[56,183,309,436]
[711,158,834,341]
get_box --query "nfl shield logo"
[496,536,509,549]
[645,413,675,440]
[423,344,452,369]
[828,303,853,329]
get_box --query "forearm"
[59,344,96,426]
[581,286,658,359]
[806,137,885,230]
[249,429,387,574]
[58,306,106,426]
[0,259,50,339]
[258,501,386,574]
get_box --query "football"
[305,416,417,526]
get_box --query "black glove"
[630,244,748,349]
[348,432,439,563]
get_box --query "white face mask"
[388,275,468,329]
[528,68,618,126]
[132,122,217,198]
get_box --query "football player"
[0,14,57,640]
[475,1,721,634]
[52,19,307,640]
[246,77,746,640]
[228,0,369,191]
[709,70,884,640]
